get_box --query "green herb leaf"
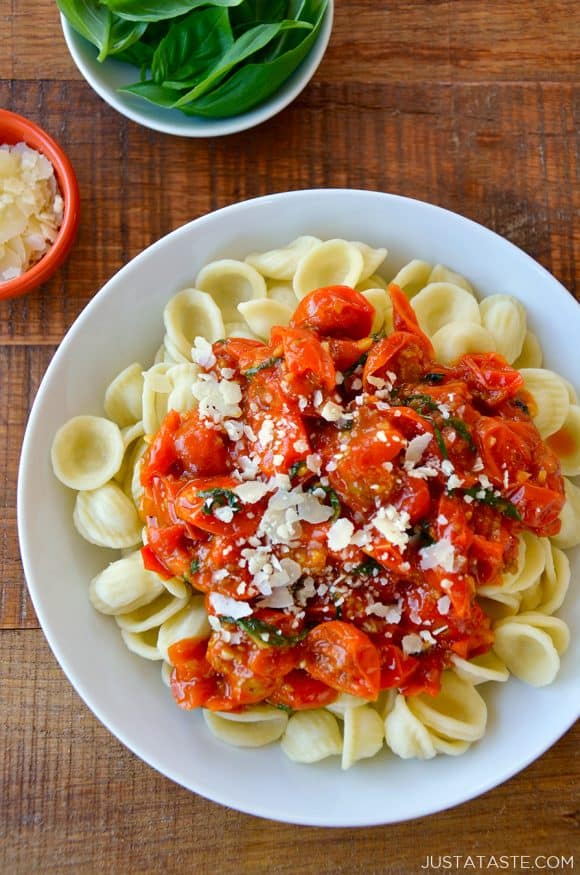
[57,0,147,60]
[433,425,448,459]
[100,0,245,23]
[447,416,475,449]
[343,351,368,378]
[150,7,233,84]
[242,355,283,377]
[307,482,341,521]
[352,557,382,577]
[461,487,521,520]
[513,398,530,415]
[423,372,446,384]
[197,487,241,515]
[190,558,200,574]
[289,460,308,479]
[179,0,327,117]
[223,616,308,647]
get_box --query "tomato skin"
[271,325,336,394]
[169,638,217,710]
[141,410,181,487]
[290,285,374,340]
[214,337,268,373]
[174,475,259,537]
[173,410,231,476]
[328,337,373,371]
[141,544,174,579]
[506,481,565,537]
[474,417,533,485]
[456,353,523,406]
[363,332,432,385]
[388,283,433,352]
[303,621,381,700]
[268,670,338,710]
[392,474,431,524]
[145,523,194,579]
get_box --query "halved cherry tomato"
[271,325,336,393]
[455,353,523,406]
[145,523,194,579]
[327,336,373,371]
[303,620,381,700]
[388,283,434,355]
[173,410,231,476]
[363,332,432,385]
[141,410,181,487]
[214,337,269,373]
[169,638,217,710]
[268,670,338,710]
[174,475,259,537]
[392,473,431,524]
[290,285,375,340]
[506,481,565,537]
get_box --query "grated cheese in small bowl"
[0,142,64,283]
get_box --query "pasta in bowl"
[18,190,580,826]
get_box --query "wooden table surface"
[1,2,578,872]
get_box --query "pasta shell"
[120,421,145,450]
[545,404,580,476]
[195,260,267,322]
[267,282,299,310]
[205,706,288,748]
[74,482,142,549]
[164,287,225,359]
[161,661,173,687]
[122,438,148,517]
[356,273,388,292]
[406,672,487,743]
[503,532,547,594]
[120,627,162,661]
[493,613,569,686]
[157,596,211,662]
[166,363,200,415]
[293,239,364,300]
[451,651,509,685]
[351,241,388,282]
[326,692,371,718]
[523,545,570,615]
[51,415,124,491]
[142,363,173,436]
[341,706,384,770]
[238,298,292,340]
[163,333,191,364]
[103,362,144,427]
[384,695,437,760]
[115,590,189,633]
[477,590,521,620]
[280,710,342,762]
[224,321,259,340]
[89,550,165,615]
[479,294,527,363]
[551,478,580,550]
[513,330,543,369]
[411,282,481,337]
[245,236,321,281]
[361,288,391,335]
[388,259,432,298]
[519,368,570,438]
[427,264,474,294]
[431,321,496,365]
[428,734,471,756]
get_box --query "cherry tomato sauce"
[142,285,565,712]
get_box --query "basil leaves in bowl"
[58,0,332,137]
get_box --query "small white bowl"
[18,190,580,826]
[60,4,333,137]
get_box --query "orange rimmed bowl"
[0,109,80,301]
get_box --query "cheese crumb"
[191,336,216,369]
[209,593,252,619]
[327,518,354,551]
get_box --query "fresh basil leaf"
[101,0,245,23]
[352,557,382,577]
[121,80,181,105]
[231,0,289,30]
[174,19,312,105]
[198,487,242,515]
[180,0,325,116]
[223,616,308,647]
[115,40,156,69]
[58,0,147,60]
[462,487,522,520]
[151,7,233,84]
[242,355,283,377]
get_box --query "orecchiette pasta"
[205,706,289,748]
[51,415,125,491]
[51,236,577,770]
[520,368,570,438]
[293,239,364,299]
[479,294,527,364]
[410,282,481,337]
[280,710,342,763]
[195,259,267,322]
[431,321,496,365]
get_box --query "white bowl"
[18,190,580,826]
[60,4,333,137]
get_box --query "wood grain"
[1,1,578,871]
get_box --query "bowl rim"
[17,189,580,826]
[59,0,334,138]
[0,108,80,301]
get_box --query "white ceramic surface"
[18,190,580,826]
[60,4,333,138]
